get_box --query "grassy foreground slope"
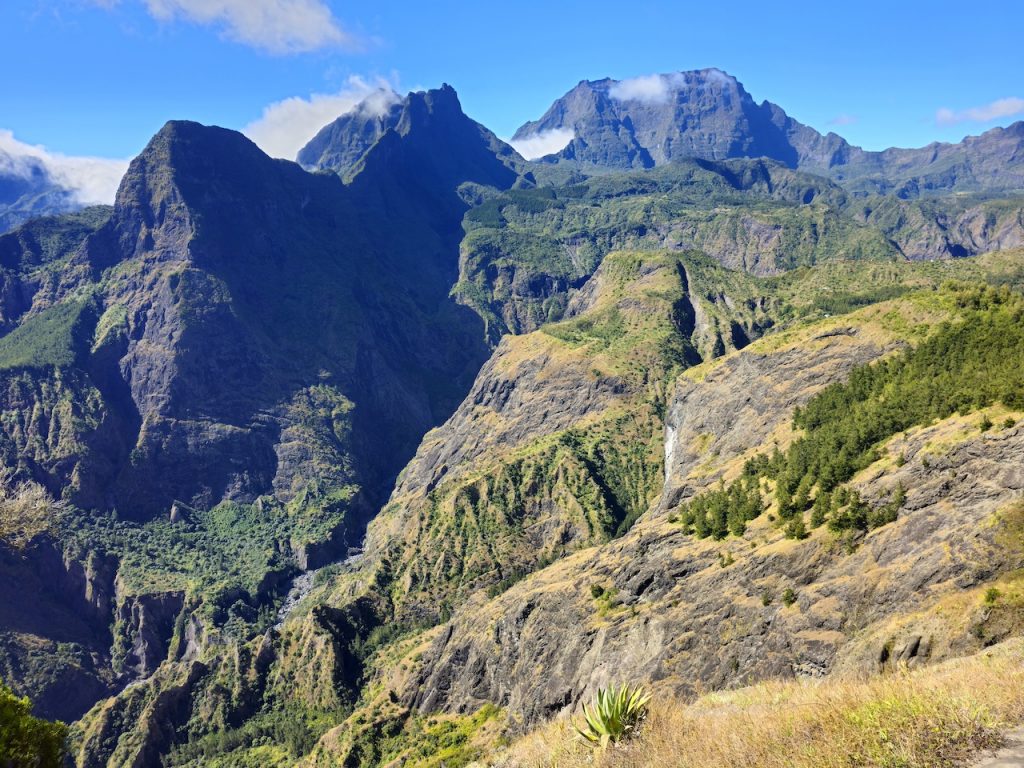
[496,638,1024,768]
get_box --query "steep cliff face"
[0,537,119,722]
[514,69,812,169]
[350,250,785,624]
[394,294,1024,731]
[65,251,1024,767]
[455,159,898,341]
[852,193,1024,260]
[301,85,523,199]
[0,87,531,744]
[0,106,514,520]
[515,70,1024,196]
[3,77,1023,768]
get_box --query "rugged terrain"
[514,69,1024,197]
[0,75,1023,768]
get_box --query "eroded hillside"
[1,79,1024,768]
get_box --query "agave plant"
[572,683,651,748]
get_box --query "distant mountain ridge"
[514,69,1024,197]
[0,151,78,232]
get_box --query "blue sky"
[2,0,1022,192]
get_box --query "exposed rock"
[0,537,119,720]
[352,252,778,623]
[516,69,1024,196]
[74,660,207,768]
[114,589,185,679]
[0,91,519,520]
[398,304,1024,731]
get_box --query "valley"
[1,68,1023,768]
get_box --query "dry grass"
[491,639,1024,768]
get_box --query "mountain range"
[514,68,1024,197]
[0,71,1023,768]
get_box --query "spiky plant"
[572,683,650,748]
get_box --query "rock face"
[2,76,1023,768]
[352,251,782,624]
[514,69,825,170]
[454,159,903,345]
[299,85,524,194]
[0,91,523,519]
[0,538,119,721]
[296,89,404,173]
[0,86,525,735]
[515,69,1024,196]
[398,300,1024,730]
[114,590,185,679]
[853,194,1024,260]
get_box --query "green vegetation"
[677,283,1024,540]
[0,206,111,274]
[572,684,650,748]
[0,298,96,370]
[0,679,67,768]
[167,706,343,766]
[337,704,502,768]
[456,161,899,339]
[58,487,356,642]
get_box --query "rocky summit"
[1,70,1024,768]
[514,69,1024,197]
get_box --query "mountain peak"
[298,84,522,191]
[595,68,743,103]
[513,67,801,169]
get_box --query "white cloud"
[936,97,1024,126]
[608,70,736,105]
[704,67,731,85]
[243,76,400,160]
[98,0,358,54]
[609,74,676,105]
[0,130,128,205]
[508,128,574,160]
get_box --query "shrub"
[573,684,650,748]
[0,680,67,768]
[984,587,1002,605]
[782,588,797,607]
[784,514,808,540]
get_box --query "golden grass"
[492,639,1024,768]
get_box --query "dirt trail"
[971,729,1024,767]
